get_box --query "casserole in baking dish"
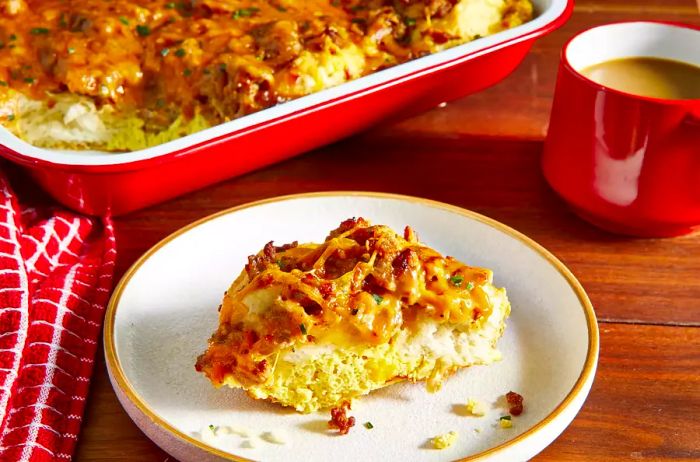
[0,0,532,151]
[0,0,572,215]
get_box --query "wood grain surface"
[65,0,700,460]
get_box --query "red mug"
[543,21,700,237]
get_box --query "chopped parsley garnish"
[203,67,211,75]
[0,81,7,86]
[232,7,260,19]
[30,27,50,35]
[218,63,227,71]
[9,34,17,41]
[67,47,75,54]
[136,25,151,36]
[183,67,192,77]
[499,415,511,421]
[119,16,130,25]
[155,98,166,108]
[208,424,218,432]
[299,323,307,335]
[449,275,464,287]
[160,47,170,57]
[174,48,186,57]
[331,0,340,6]
[165,1,176,8]
[364,422,374,429]
[59,13,67,28]
[350,5,366,11]
[23,77,35,84]
[404,17,416,26]
[466,281,474,291]
[372,293,383,304]
[7,114,15,121]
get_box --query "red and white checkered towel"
[0,173,116,461]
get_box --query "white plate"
[105,192,598,462]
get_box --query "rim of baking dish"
[0,0,572,170]
[104,191,599,462]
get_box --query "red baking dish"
[0,0,572,216]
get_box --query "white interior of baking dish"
[0,0,566,166]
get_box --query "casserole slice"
[195,218,510,413]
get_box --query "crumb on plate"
[261,431,287,445]
[506,391,524,416]
[241,437,260,449]
[328,400,355,435]
[432,431,458,449]
[465,398,487,416]
[499,416,513,428]
[221,425,251,438]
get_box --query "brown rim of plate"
[104,191,600,462]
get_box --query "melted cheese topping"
[196,218,504,390]
[0,0,532,150]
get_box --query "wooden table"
[72,1,700,460]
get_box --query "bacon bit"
[337,217,360,233]
[291,290,307,302]
[361,274,383,294]
[472,307,481,321]
[327,217,370,240]
[403,225,417,242]
[430,0,459,18]
[392,248,414,276]
[244,330,260,346]
[245,241,278,278]
[349,227,372,245]
[254,359,268,375]
[258,273,274,286]
[263,241,276,260]
[328,401,355,435]
[319,282,333,298]
[506,391,524,416]
[430,30,450,44]
[274,241,298,252]
[301,299,323,316]
[301,273,316,284]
